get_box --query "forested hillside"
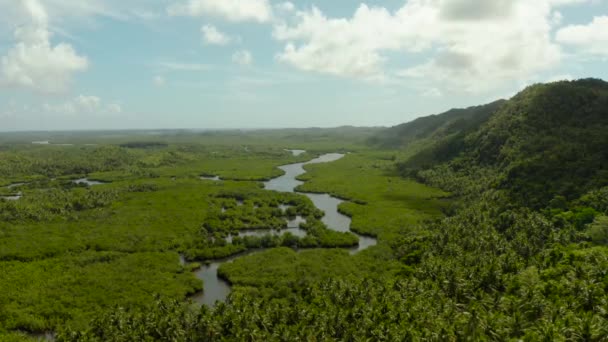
[401,79,608,208]
[369,100,505,149]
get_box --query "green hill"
[378,79,608,208]
[467,79,608,207]
[369,100,505,149]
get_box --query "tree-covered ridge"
[368,100,505,149]
[469,79,608,207]
[394,79,608,208]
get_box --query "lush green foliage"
[588,216,608,245]
[402,79,608,209]
[6,81,608,341]
[369,99,505,150]
[0,252,201,339]
[0,129,407,340]
[298,152,448,239]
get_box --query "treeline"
[0,146,134,179]
[119,142,168,149]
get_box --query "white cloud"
[548,0,593,5]
[201,25,231,45]
[439,0,514,21]
[1,95,121,122]
[153,75,166,87]
[273,0,564,92]
[167,0,272,23]
[556,16,608,56]
[0,0,88,93]
[232,50,253,66]
[273,5,413,80]
[44,95,122,116]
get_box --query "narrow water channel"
[1,183,26,201]
[191,152,378,306]
[72,178,106,186]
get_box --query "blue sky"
[1,0,607,131]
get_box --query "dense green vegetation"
[369,100,505,150]
[297,152,448,239]
[3,79,608,341]
[0,129,410,340]
[1,252,201,331]
[184,188,359,260]
[404,79,608,208]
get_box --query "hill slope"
[467,79,608,207]
[369,100,506,149]
[379,79,608,208]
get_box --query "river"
[190,152,377,306]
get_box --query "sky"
[0,0,607,131]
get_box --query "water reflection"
[200,175,221,181]
[72,178,106,186]
[285,149,306,156]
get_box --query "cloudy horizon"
[1,0,607,132]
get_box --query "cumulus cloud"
[0,0,88,93]
[167,0,272,23]
[273,0,564,92]
[232,50,253,66]
[44,95,122,116]
[398,1,562,92]
[201,25,231,45]
[439,0,514,21]
[548,0,594,5]
[273,5,416,79]
[556,16,608,56]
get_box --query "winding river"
[190,152,377,306]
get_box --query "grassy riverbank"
[298,152,449,239]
